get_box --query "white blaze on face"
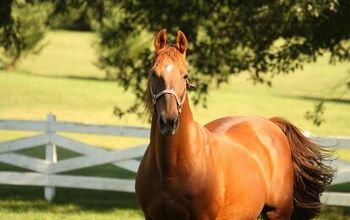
[165,64,173,73]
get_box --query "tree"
[0,0,51,70]
[0,0,107,70]
[96,0,350,120]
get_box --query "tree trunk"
[3,52,20,71]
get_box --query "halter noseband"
[149,80,189,113]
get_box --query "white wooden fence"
[308,135,350,207]
[0,113,148,202]
[0,114,350,207]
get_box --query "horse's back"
[205,115,292,174]
[205,116,291,162]
[205,115,282,137]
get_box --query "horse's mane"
[144,44,188,118]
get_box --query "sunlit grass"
[336,149,350,161]
[0,70,143,126]
[194,55,350,136]
[18,30,104,79]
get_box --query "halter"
[149,80,187,113]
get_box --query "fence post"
[44,113,57,202]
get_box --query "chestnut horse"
[135,29,333,220]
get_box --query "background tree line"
[1,0,349,125]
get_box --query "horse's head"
[148,29,195,136]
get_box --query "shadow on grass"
[328,183,350,193]
[279,95,350,104]
[321,206,350,220]
[15,70,113,82]
[0,185,140,213]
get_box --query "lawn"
[0,30,349,219]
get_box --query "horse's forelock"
[152,44,187,73]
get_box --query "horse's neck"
[151,97,203,179]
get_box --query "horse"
[135,29,334,220]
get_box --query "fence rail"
[0,114,350,207]
[0,114,148,201]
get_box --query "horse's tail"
[270,117,334,220]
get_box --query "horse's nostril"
[159,115,167,128]
[168,116,179,129]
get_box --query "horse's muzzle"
[158,114,179,136]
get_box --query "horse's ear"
[186,79,196,90]
[154,29,167,52]
[176,30,188,55]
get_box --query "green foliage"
[0,0,51,70]
[49,5,91,31]
[49,0,107,31]
[95,0,350,117]
[305,101,325,126]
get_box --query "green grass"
[193,57,350,136]
[19,31,105,79]
[0,30,349,219]
[0,185,143,220]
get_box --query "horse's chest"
[148,191,216,220]
[147,176,223,220]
